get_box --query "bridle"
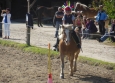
[62,28,72,45]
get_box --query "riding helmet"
[65,6,71,11]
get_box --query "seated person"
[82,15,87,27]
[97,19,115,42]
[82,18,97,39]
[53,6,81,51]
[75,15,82,36]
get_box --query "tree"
[92,0,115,19]
[103,0,115,19]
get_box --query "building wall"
[11,0,27,19]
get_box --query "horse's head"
[75,2,88,12]
[61,24,73,45]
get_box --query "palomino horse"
[59,24,81,79]
[75,2,98,19]
[36,6,58,27]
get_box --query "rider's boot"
[53,37,59,51]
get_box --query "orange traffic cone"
[47,73,53,83]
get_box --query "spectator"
[75,15,82,36]
[53,7,64,38]
[81,15,87,38]
[97,19,115,42]
[1,8,11,39]
[82,18,97,39]
[82,15,87,28]
[96,5,108,35]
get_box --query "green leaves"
[103,0,115,19]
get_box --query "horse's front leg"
[73,57,77,72]
[60,54,64,79]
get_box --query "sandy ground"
[0,45,115,83]
[1,23,114,63]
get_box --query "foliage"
[92,0,103,8]
[103,0,115,19]
[92,0,115,19]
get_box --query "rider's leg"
[71,30,81,48]
[53,37,59,48]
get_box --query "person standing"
[96,5,108,35]
[54,7,64,38]
[1,8,11,39]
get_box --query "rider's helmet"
[64,6,71,11]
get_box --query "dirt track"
[0,23,115,83]
[0,45,115,83]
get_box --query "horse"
[59,24,81,79]
[75,2,98,19]
[36,6,58,27]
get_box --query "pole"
[47,43,53,83]
[48,43,51,74]
[26,0,31,45]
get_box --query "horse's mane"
[62,24,73,30]
[76,2,88,10]
[58,24,73,40]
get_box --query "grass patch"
[79,56,115,70]
[0,39,28,48]
[23,46,58,56]
[0,39,115,71]
[0,39,58,56]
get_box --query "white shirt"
[1,13,11,24]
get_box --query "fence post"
[0,23,2,37]
[26,0,31,45]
